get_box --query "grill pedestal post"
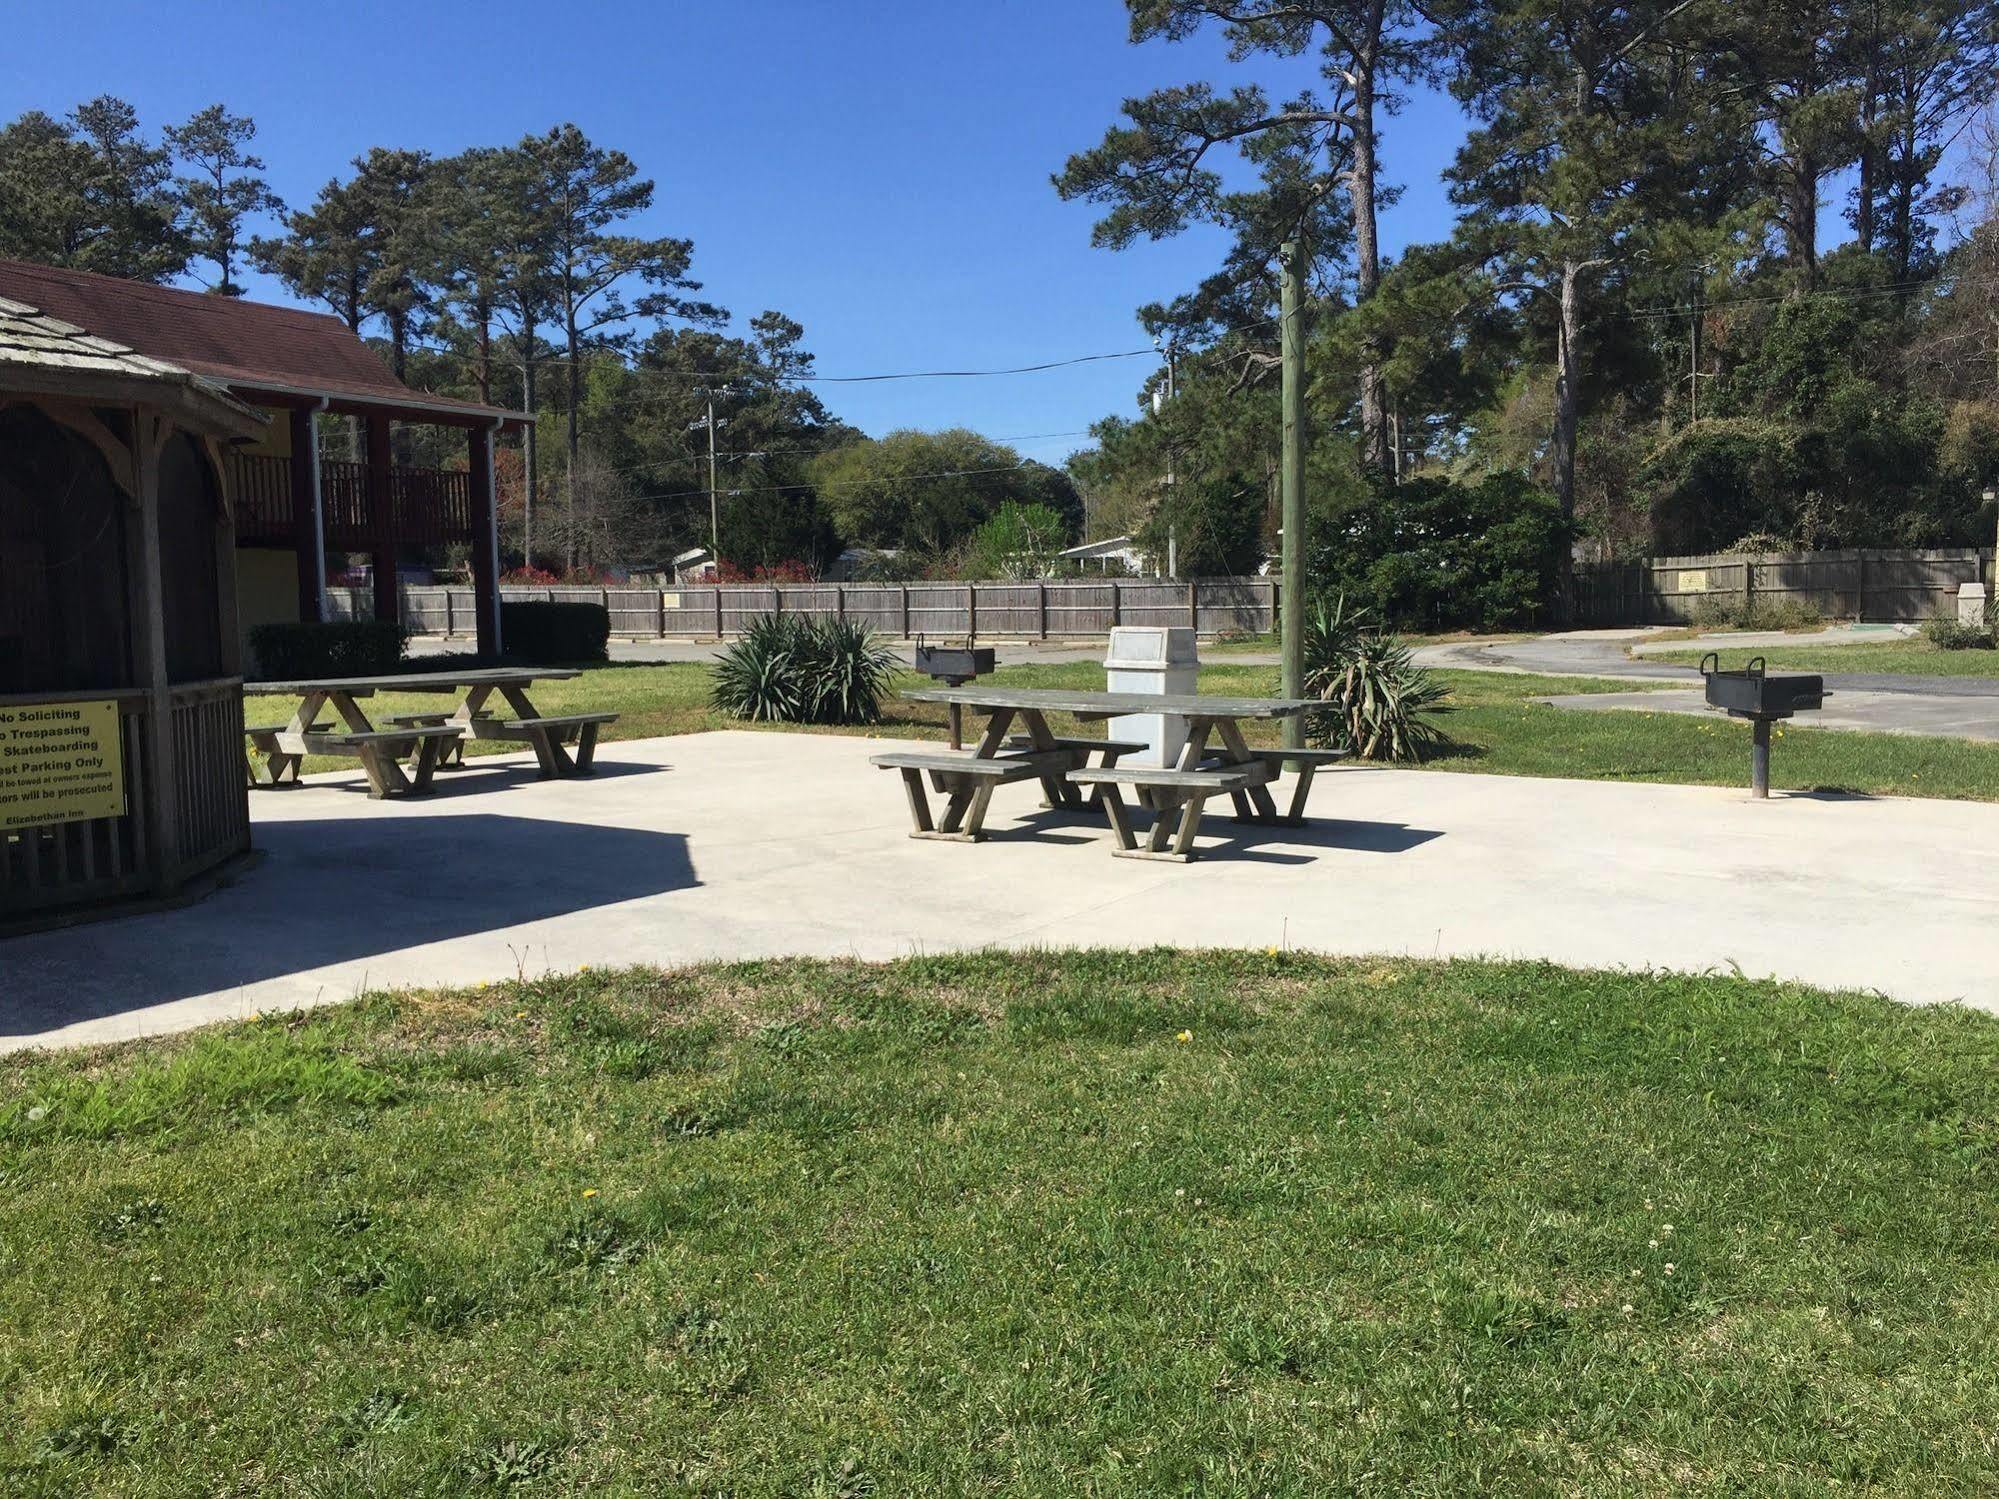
[1750,718,1771,799]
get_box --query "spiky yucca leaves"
[1303,595,1453,762]
[710,614,899,725]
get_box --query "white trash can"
[1105,625,1199,768]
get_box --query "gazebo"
[1,295,266,918]
[0,259,528,660]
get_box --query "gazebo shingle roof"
[0,259,523,426]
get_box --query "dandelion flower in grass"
[583,1189,599,1199]
[1176,1029,1193,1044]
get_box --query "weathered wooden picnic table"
[882,685,1347,860]
[243,667,615,798]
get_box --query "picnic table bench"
[244,667,613,797]
[888,686,1345,860]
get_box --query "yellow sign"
[661,591,681,610]
[0,699,126,830]
[1678,570,1710,593]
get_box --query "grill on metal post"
[913,635,996,750]
[1699,653,1826,797]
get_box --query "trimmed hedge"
[247,620,408,682]
[501,602,610,664]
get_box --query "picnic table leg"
[526,726,575,779]
[1098,783,1138,851]
[355,744,413,799]
[948,702,964,751]
[1018,709,1078,809]
[574,723,600,773]
[1214,718,1281,822]
[1283,763,1318,824]
[1171,793,1208,857]
[935,773,979,837]
[408,735,446,795]
[899,768,936,834]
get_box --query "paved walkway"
[8,730,1997,1052]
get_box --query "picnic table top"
[903,685,1315,719]
[244,667,580,696]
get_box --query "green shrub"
[1307,471,1570,631]
[1302,595,1453,763]
[1688,596,1826,631]
[501,602,609,665]
[711,614,899,725]
[247,620,407,682]
[1920,615,1996,650]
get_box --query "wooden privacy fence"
[331,576,1280,640]
[1575,547,1995,626]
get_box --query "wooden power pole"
[1280,237,1308,750]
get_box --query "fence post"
[656,590,667,637]
[772,586,782,618]
[1110,580,1122,629]
[1037,580,1048,639]
[1742,558,1754,620]
[1858,551,1869,620]
[835,584,847,622]
[444,590,455,637]
[900,584,911,638]
[1266,578,1277,633]
[1188,578,1200,632]
[966,583,977,639]
[714,588,724,640]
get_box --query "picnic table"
[881,686,1347,861]
[243,667,615,798]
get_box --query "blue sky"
[9,1,1477,460]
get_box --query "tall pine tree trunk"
[1350,0,1391,474]
[565,302,581,575]
[522,355,539,570]
[1551,260,1585,623]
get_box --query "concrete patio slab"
[6,728,1997,1052]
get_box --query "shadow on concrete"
[288,758,669,800]
[2,814,698,1038]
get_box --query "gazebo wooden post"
[130,409,180,887]
[288,404,326,621]
[365,412,397,625]
[468,420,504,658]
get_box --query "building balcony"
[231,451,475,551]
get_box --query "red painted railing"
[231,454,473,550]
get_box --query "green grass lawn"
[252,657,1999,802]
[5,952,1997,1495]
[1645,638,1999,678]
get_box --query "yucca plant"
[711,614,900,725]
[1302,595,1453,762]
[802,616,900,724]
[711,614,812,722]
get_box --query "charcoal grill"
[914,635,997,748]
[1699,653,1826,798]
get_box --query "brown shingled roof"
[0,258,526,427]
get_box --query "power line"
[618,461,1037,508]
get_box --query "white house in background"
[672,547,717,583]
[1058,535,1153,575]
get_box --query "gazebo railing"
[0,679,248,918]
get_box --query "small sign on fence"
[0,698,126,830]
[1677,570,1709,593]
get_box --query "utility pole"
[690,385,733,570]
[1280,237,1308,751]
[1155,337,1180,578]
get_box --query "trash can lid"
[1105,625,1200,669]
